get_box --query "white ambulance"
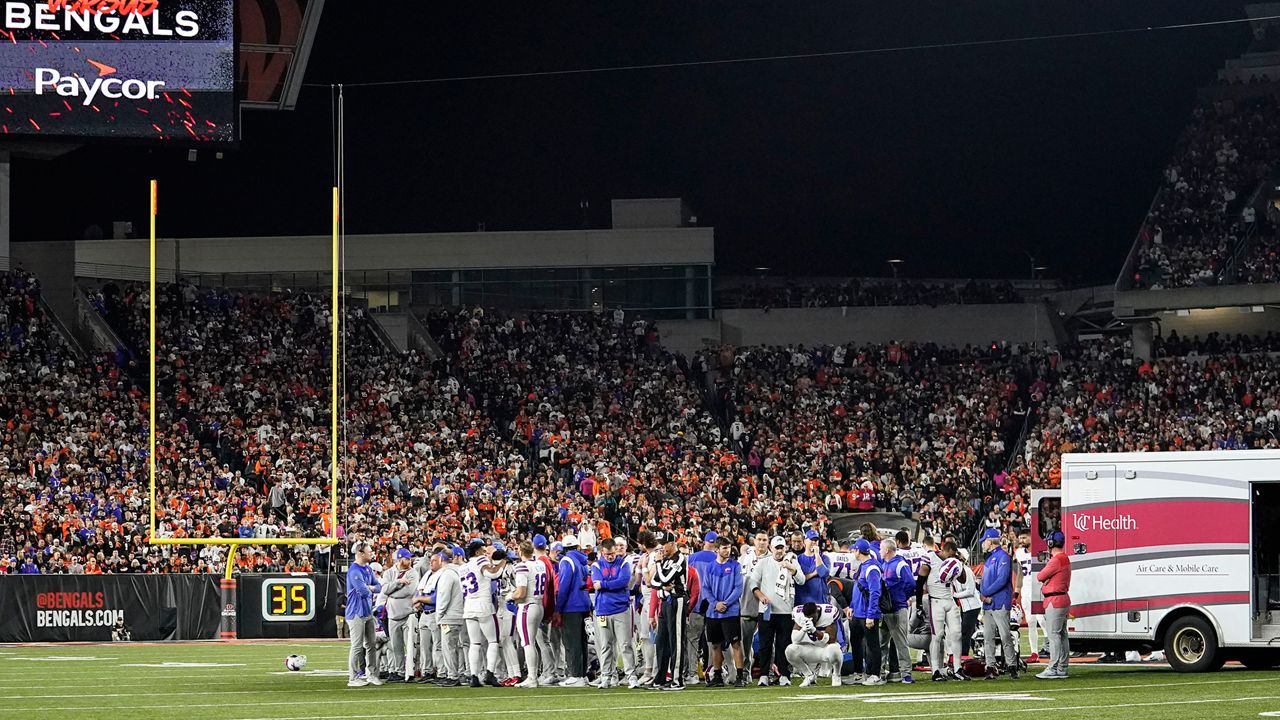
[1028,450,1280,672]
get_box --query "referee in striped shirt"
[650,533,689,690]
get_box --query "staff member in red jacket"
[1035,531,1071,680]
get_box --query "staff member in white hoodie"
[749,535,805,686]
[952,549,982,657]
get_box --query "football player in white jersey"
[493,542,523,685]
[827,540,860,581]
[510,541,548,688]
[460,540,506,687]
[919,539,967,681]
[893,530,926,576]
[1014,534,1042,660]
[785,601,844,687]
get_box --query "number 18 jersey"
[514,559,548,605]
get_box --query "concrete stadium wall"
[658,319,722,357]
[1153,306,1280,338]
[12,241,76,324]
[69,227,714,276]
[717,303,1061,347]
[1115,284,1280,314]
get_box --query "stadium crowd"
[719,279,1024,309]
[1131,94,1280,289]
[7,272,1279,579]
[9,267,1280,690]
[704,339,1042,544]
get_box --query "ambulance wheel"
[1165,616,1222,673]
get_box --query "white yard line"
[4,675,1273,711]
[804,694,1280,720]
[225,693,1280,720]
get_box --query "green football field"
[2,642,1279,720]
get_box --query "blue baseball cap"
[704,531,718,543]
[450,544,465,558]
[853,539,872,554]
[394,548,413,560]
[493,541,506,554]
[551,542,564,553]
[981,529,1002,543]
[804,529,820,541]
[532,534,548,549]
[1047,531,1065,546]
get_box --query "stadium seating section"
[4,269,1278,574]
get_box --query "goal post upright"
[331,184,340,542]
[148,179,157,541]
[144,181,343,638]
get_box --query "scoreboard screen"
[0,0,235,141]
[261,578,314,622]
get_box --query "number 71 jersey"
[829,551,859,580]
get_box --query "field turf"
[2,641,1279,720]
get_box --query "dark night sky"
[10,1,1255,285]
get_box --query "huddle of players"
[347,524,1022,690]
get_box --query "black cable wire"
[304,14,1278,89]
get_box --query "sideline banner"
[0,574,220,642]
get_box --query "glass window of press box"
[181,265,713,319]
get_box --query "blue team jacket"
[980,547,1014,610]
[881,555,914,611]
[700,559,743,618]
[794,552,831,604]
[556,550,592,613]
[345,562,382,619]
[852,558,883,620]
[591,556,632,616]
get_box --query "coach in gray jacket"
[382,548,420,682]
[433,549,466,686]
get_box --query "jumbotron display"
[0,0,235,141]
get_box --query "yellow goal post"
[145,181,343,585]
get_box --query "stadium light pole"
[887,258,903,280]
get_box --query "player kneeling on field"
[785,602,845,688]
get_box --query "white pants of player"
[595,610,637,682]
[785,642,843,678]
[496,608,521,680]
[465,614,500,679]
[418,613,440,675]
[516,603,545,681]
[1020,593,1041,654]
[929,598,963,672]
[439,622,467,680]
[640,600,656,678]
